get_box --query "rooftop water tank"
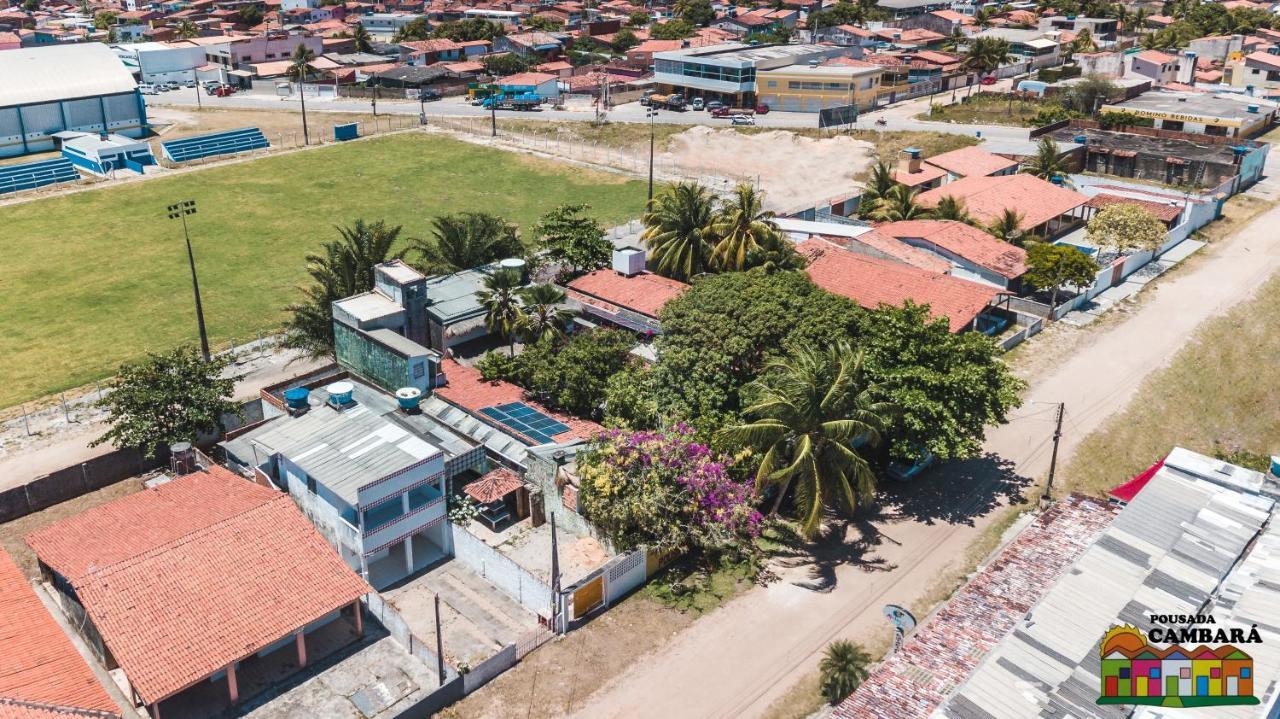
[499,257,528,283]
[326,381,355,408]
[396,387,422,411]
[283,387,310,411]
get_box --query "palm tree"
[478,268,526,355]
[1070,27,1097,57]
[709,183,779,272]
[929,195,975,224]
[518,283,573,344]
[174,19,198,38]
[283,220,404,357]
[717,342,895,539]
[1022,137,1068,182]
[870,185,928,222]
[857,161,895,219]
[352,22,373,53]
[986,208,1027,245]
[289,43,315,145]
[641,182,717,282]
[820,640,873,704]
[410,212,523,274]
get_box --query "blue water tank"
[396,387,422,411]
[283,387,310,410]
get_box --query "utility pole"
[433,593,446,684]
[647,106,657,203]
[167,200,210,362]
[550,513,562,634]
[1042,403,1065,504]
[490,83,498,138]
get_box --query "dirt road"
[568,180,1280,718]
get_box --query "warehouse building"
[0,43,145,158]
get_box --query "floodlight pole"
[168,200,210,362]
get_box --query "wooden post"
[226,662,239,704]
[149,702,161,719]
[296,631,307,668]
[353,599,364,636]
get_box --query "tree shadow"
[877,453,1031,527]
[764,510,898,593]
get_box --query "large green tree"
[1023,243,1098,312]
[432,17,506,41]
[283,219,403,357]
[534,203,611,278]
[820,641,873,704]
[518,283,574,344]
[478,268,526,355]
[92,346,243,459]
[479,329,635,416]
[410,211,523,274]
[719,342,894,538]
[1086,203,1166,254]
[642,182,718,282]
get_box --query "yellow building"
[757,63,881,113]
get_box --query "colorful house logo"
[1098,626,1260,708]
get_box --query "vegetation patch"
[0,132,647,407]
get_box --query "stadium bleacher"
[161,127,270,164]
[0,158,81,196]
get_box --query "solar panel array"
[479,402,570,445]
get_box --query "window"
[413,361,426,378]
[1149,668,1160,678]
[1211,668,1221,678]
[767,80,777,87]
[824,82,849,90]
[1242,667,1251,678]
[1119,668,1131,679]
[1181,668,1191,679]
[306,475,316,494]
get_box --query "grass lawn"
[1059,272,1280,497]
[0,131,648,408]
[917,93,1059,128]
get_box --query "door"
[573,575,604,618]
[1227,676,1238,696]
[1166,676,1178,696]
[1197,676,1209,696]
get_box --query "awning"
[464,468,524,503]
[228,68,255,77]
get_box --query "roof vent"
[326,381,356,410]
[1248,103,1259,113]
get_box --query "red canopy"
[1109,456,1166,504]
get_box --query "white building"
[115,41,207,84]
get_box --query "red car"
[980,75,997,86]
[756,103,770,114]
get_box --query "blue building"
[0,43,146,159]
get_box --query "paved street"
[146,78,1031,142]
[567,166,1280,718]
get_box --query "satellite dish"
[883,604,917,633]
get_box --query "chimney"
[612,246,646,276]
[899,146,922,176]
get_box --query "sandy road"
[568,176,1280,718]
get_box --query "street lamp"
[647,106,658,203]
[167,200,210,362]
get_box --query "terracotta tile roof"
[1135,49,1174,64]
[1084,193,1182,223]
[0,699,118,719]
[916,174,1088,231]
[565,269,688,319]
[923,146,1019,178]
[497,70,558,85]
[827,230,953,274]
[0,551,118,717]
[834,494,1118,719]
[400,38,461,52]
[1244,50,1280,70]
[26,470,371,705]
[878,220,1028,279]
[434,359,602,443]
[892,162,947,188]
[464,467,524,503]
[798,239,1005,333]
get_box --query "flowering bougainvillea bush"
[576,423,762,555]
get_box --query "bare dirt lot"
[0,476,147,578]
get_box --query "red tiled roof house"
[564,246,688,336]
[878,219,1028,289]
[25,467,372,718]
[916,173,1090,240]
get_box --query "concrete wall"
[449,523,553,617]
[0,447,157,523]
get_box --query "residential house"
[877,219,1028,288]
[1229,50,1280,94]
[922,145,1020,182]
[916,173,1090,239]
[564,247,688,335]
[1129,49,1178,86]
[813,23,879,48]
[892,146,948,189]
[493,30,565,58]
[399,36,462,63]
[25,465,372,718]
[496,70,560,98]
[798,237,1009,332]
[875,0,953,19]
[757,60,881,112]
[0,548,121,718]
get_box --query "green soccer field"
[0,131,648,408]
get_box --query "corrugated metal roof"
[0,44,138,108]
[935,450,1275,719]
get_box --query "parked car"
[182,79,197,88]
[138,83,158,95]
[731,115,755,126]
[710,106,732,117]
[420,89,442,101]
[203,82,224,95]
[215,85,236,97]
[980,75,997,85]
[690,97,705,111]
[756,103,770,114]
[706,100,724,111]
[163,81,182,91]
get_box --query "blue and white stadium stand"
[161,127,269,163]
[0,158,80,195]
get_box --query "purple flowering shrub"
[577,423,762,554]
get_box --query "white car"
[730,115,755,126]
[138,84,159,95]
